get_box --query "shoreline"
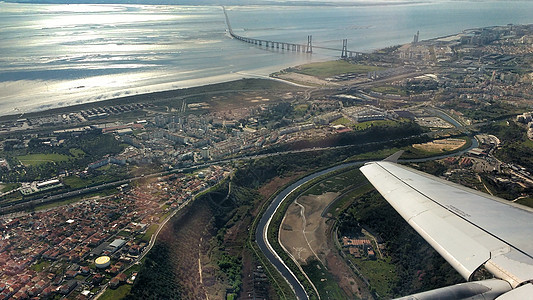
[1,21,527,122]
[0,77,298,122]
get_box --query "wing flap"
[408,209,490,279]
[360,161,533,283]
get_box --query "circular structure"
[95,256,111,269]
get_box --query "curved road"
[255,162,361,299]
[255,138,479,299]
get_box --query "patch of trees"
[129,243,182,299]
[481,174,528,200]
[409,160,447,176]
[404,79,439,94]
[271,121,428,152]
[338,191,464,297]
[482,121,533,170]
[444,100,520,122]
[258,102,295,129]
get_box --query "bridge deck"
[223,6,364,57]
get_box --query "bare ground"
[413,138,466,152]
[156,199,226,299]
[257,173,305,199]
[275,72,337,86]
[279,192,339,264]
[280,192,368,299]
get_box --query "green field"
[30,260,50,272]
[293,60,384,78]
[349,256,398,298]
[140,224,159,243]
[304,168,365,196]
[99,284,131,300]
[331,117,353,126]
[17,153,71,166]
[1,182,21,193]
[62,176,89,189]
[516,197,533,208]
[352,119,399,130]
[326,183,374,218]
[347,148,401,162]
[69,148,86,157]
[302,260,346,299]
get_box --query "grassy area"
[140,224,159,243]
[17,153,71,166]
[370,85,408,96]
[294,104,309,115]
[346,148,401,162]
[117,230,131,237]
[30,260,50,272]
[124,263,141,277]
[304,168,364,196]
[1,182,21,193]
[516,197,533,208]
[0,190,23,205]
[348,256,398,298]
[326,183,374,218]
[69,148,85,157]
[226,293,237,300]
[99,284,132,300]
[63,172,125,189]
[352,119,399,130]
[302,260,346,299]
[63,176,89,189]
[331,117,353,126]
[293,60,384,78]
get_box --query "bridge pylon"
[306,35,313,53]
[341,39,348,58]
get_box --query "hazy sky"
[4,0,518,5]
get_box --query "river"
[1,1,532,115]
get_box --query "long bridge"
[223,7,364,58]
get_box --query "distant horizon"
[0,0,490,7]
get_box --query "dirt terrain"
[155,198,226,299]
[279,191,365,298]
[279,192,339,264]
[274,72,336,86]
[413,138,466,152]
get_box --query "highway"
[254,139,479,299]
[255,162,361,299]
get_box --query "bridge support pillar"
[341,39,348,58]
[306,35,313,53]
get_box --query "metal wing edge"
[359,161,533,291]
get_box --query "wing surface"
[360,161,533,288]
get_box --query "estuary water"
[0,1,532,116]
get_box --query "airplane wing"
[360,160,533,299]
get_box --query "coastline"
[1,21,529,121]
[0,77,299,122]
